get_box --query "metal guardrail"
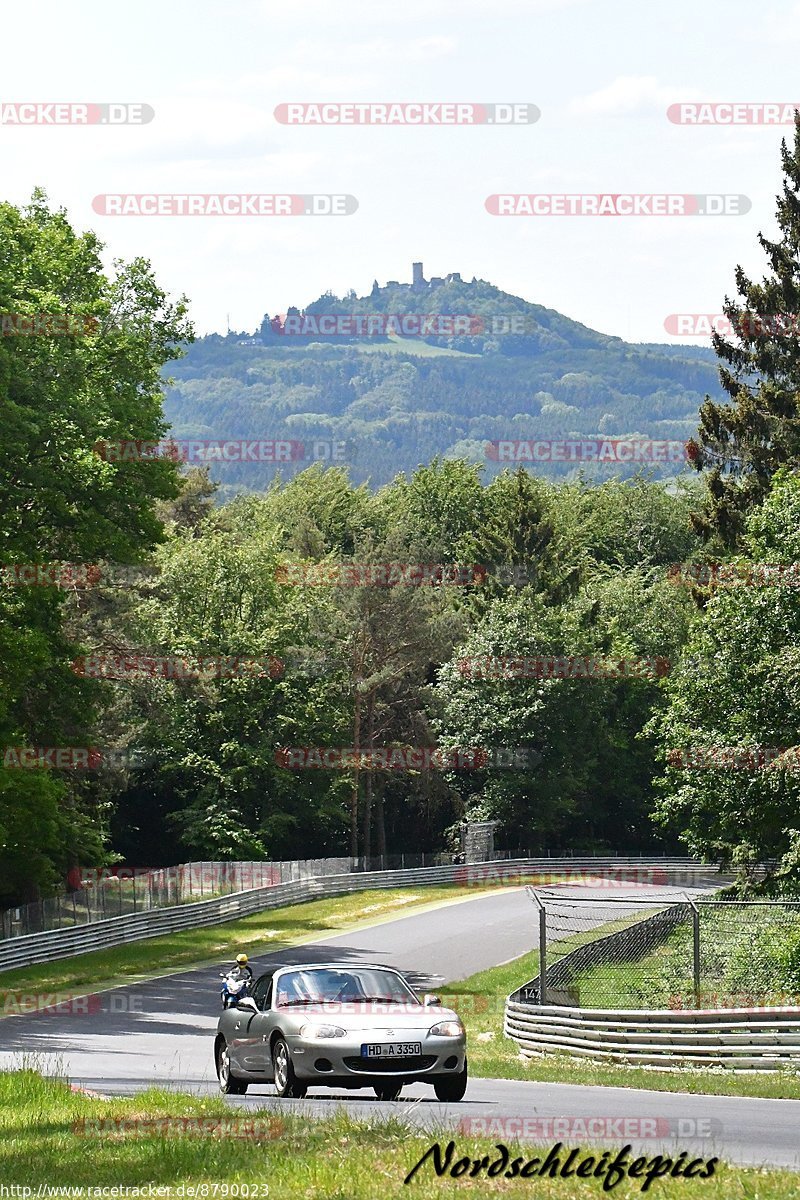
[504,879,800,1070]
[504,1000,800,1069]
[1,857,371,939]
[0,857,718,973]
[5,848,673,939]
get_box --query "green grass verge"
[0,885,492,1008]
[2,1070,798,1199]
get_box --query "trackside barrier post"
[540,905,547,1005]
[687,895,701,1008]
[527,887,547,1005]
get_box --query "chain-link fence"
[1,848,521,941]
[0,857,375,939]
[518,891,800,1009]
[0,848,679,942]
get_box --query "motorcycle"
[219,970,250,1009]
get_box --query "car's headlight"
[429,1020,463,1037]
[299,1023,347,1039]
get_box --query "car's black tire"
[272,1037,307,1099]
[374,1082,403,1101]
[216,1040,249,1095]
[433,1061,468,1102]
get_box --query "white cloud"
[750,2,800,41]
[570,76,691,118]
[289,36,456,64]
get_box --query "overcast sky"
[2,0,798,343]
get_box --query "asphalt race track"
[2,880,799,1171]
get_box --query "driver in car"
[328,971,363,1002]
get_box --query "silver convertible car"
[214,961,468,1101]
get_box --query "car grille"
[343,1055,437,1073]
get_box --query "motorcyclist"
[228,953,253,985]
[219,953,254,1008]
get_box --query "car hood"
[275,1003,460,1031]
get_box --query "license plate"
[361,1041,422,1058]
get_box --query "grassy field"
[2,1069,799,1199]
[348,335,474,357]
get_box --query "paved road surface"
[4,880,796,1171]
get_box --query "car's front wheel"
[272,1037,307,1099]
[216,1041,248,1095]
[374,1082,403,1101]
[433,1061,468,1102]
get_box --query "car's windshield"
[274,967,419,1007]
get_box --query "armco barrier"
[504,1000,800,1069]
[504,882,800,1070]
[0,858,720,973]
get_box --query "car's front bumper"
[287,1032,466,1082]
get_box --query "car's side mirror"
[235,997,258,1013]
[423,993,441,1006]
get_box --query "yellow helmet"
[236,953,249,965]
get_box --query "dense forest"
[4,122,800,906]
[164,277,721,493]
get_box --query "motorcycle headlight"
[299,1023,347,1039]
[429,1020,463,1037]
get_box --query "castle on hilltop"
[373,264,463,292]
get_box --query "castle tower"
[412,262,425,287]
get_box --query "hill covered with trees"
[164,272,720,493]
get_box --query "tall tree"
[0,192,192,900]
[690,114,800,547]
[651,469,800,879]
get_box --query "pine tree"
[690,113,800,547]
